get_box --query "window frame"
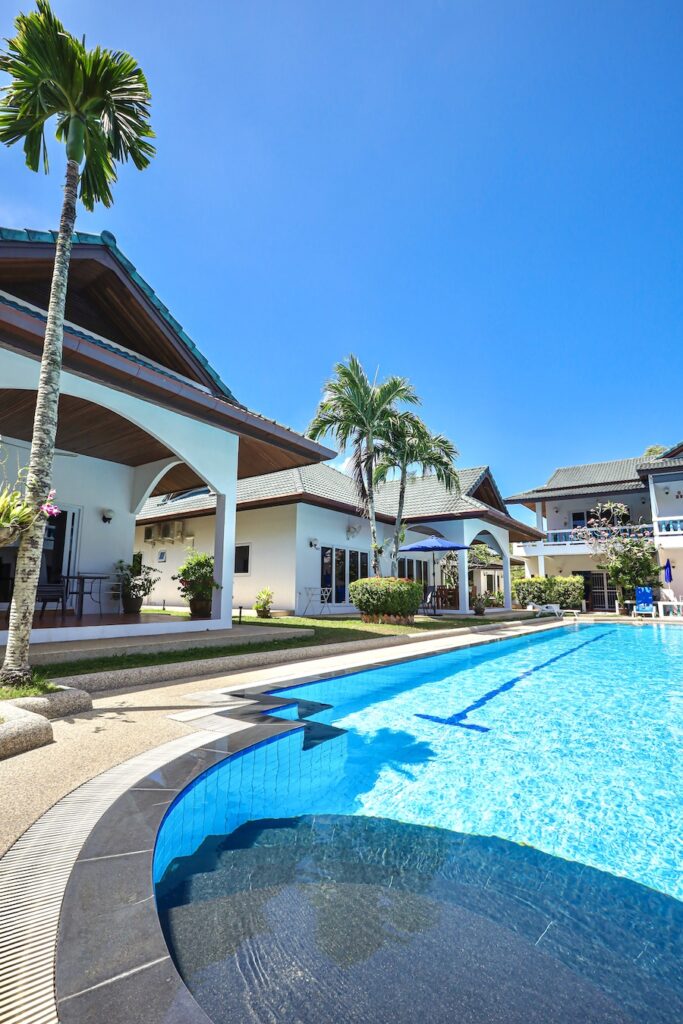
[234,543,251,576]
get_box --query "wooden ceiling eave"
[0,243,222,394]
[0,304,335,476]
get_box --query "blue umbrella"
[665,559,673,584]
[399,536,469,586]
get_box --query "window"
[571,512,586,529]
[234,544,250,574]
[321,546,370,604]
[398,558,405,577]
[335,548,347,603]
[486,573,495,593]
[321,547,333,592]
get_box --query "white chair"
[529,602,562,619]
[657,588,683,618]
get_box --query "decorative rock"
[8,685,92,721]
[0,703,53,760]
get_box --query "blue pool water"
[270,622,683,899]
[154,623,683,1023]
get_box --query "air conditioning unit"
[143,524,159,544]
[172,521,186,542]
[159,521,174,542]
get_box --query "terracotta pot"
[189,597,212,618]
[122,595,143,614]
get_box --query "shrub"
[172,550,220,602]
[550,575,584,609]
[349,577,423,620]
[513,574,584,609]
[513,576,553,607]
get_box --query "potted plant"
[173,551,220,618]
[471,592,489,616]
[253,586,274,618]
[115,557,160,614]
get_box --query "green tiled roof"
[505,452,683,503]
[138,463,503,522]
[0,227,236,402]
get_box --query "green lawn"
[37,612,532,680]
[0,678,59,701]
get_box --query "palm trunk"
[366,438,382,577]
[0,159,79,685]
[390,465,408,576]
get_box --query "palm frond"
[0,0,155,205]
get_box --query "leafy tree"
[308,356,418,575]
[374,413,459,575]
[440,542,496,588]
[0,0,154,684]
[643,444,666,458]
[575,502,661,604]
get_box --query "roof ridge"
[0,226,237,404]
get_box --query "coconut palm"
[0,0,154,684]
[374,414,459,575]
[308,356,419,575]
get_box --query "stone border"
[51,617,551,694]
[0,619,570,1024]
[0,686,92,761]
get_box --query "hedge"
[349,577,423,620]
[513,574,584,609]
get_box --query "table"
[301,587,333,616]
[65,574,112,618]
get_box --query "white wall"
[234,505,298,611]
[136,505,299,612]
[545,493,652,532]
[2,435,136,614]
[652,479,683,519]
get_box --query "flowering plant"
[573,502,661,603]
[0,480,60,545]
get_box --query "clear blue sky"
[2,1,682,518]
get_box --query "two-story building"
[507,446,683,610]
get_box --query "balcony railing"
[543,524,655,545]
[657,517,683,535]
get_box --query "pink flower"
[41,502,60,517]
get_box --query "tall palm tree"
[308,356,419,575]
[0,0,154,684]
[374,414,459,576]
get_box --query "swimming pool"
[154,623,683,1022]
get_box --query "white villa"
[0,227,332,644]
[135,463,539,615]
[507,447,683,611]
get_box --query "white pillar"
[502,549,513,610]
[457,547,469,614]
[537,552,546,577]
[211,492,236,624]
[535,502,545,532]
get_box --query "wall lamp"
[101,508,114,524]
[309,538,319,549]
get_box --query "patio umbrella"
[665,559,673,584]
[398,536,469,586]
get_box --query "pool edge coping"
[0,616,588,1024]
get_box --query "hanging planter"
[0,525,20,548]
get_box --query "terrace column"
[457,547,470,614]
[212,492,235,624]
[535,502,545,532]
[502,549,513,610]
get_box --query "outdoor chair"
[633,587,656,617]
[421,586,437,616]
[659,587,683,615]
[529,602,563,619]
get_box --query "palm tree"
[308,356,419,575]
[374,414,459,576]
[0,0,154,684]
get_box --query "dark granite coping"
[53,622,571,1024]
[54,694,308,1024]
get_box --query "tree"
[643,444,666,458]
[440,542,496,588]
[0,0,154,684]
[374,413,459,575]
[574,501,661,604]
[308,356,418,575]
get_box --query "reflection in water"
[156,816,683,1024]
